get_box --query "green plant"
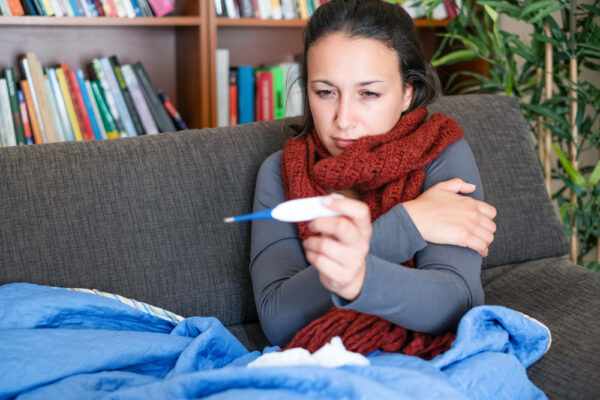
[416,0,600,269]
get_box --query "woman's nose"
[335,97,356,131]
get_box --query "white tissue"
[247,336,370,368]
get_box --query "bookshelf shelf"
[216,17,305,28]
[0,16,202,26]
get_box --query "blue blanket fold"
[0,283,549,399]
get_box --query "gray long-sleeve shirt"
[250,138,485,346]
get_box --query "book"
[229,67,238,126]
[146,0,173,17]
[4,67,25,146]
[216,48,230,127]
[21,0,41,15]
[444,0,458,19]
[131,61,175,132]
[90,80,119,139]
[20,79,43,144]
[7,0,24,15]
[75,69,102,140]
[0,79,16,147]
[43,75,66,141]
[62,62,94,141]
[280,0,297,19]
[91,58,125,137]
[55,67,83,141]
[17,90,33,145]
[47,68,76,142]
[21,56,47,143]
[269,0,282,19]
[237,65,254,124]
[99,57,136,137]
[214,0,225,17]
[223,0,238,18]
[108,55,144,136]
[84,80,107,139]
[269,65,285,119]
[236,0,254,17]
[255,69,273,121]
[0,0,11,15]
[256,0,270,19]
[158,92,187,130]
[120,64,158,135]
[49,0,65,16]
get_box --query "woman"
[250,0,497,354]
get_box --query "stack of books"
[215,0,326,20]
[0,52,186,147]
[215,48,303,127]
[0,0,175,17]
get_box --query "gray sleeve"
[331,138,486,333]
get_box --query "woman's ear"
[401,84,414,112]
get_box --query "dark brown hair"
[293,0,440,136]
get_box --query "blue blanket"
[0,283,550,399]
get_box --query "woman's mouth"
[333,138,356,149]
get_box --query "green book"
[90,80,118,139]
[4,67,25,146]
[269,66,285,120]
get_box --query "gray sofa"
[1,94,598,399]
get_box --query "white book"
[43,77,66,142]
[257,0,270,19]
[121,64,158,135]
[224,0,238,18]
[280,0,297,19]
[215,49,230,127]
[0,79,16,147]
[48,68,75,142]
[120,0,137,18]
[49,0,65,17]
[60,0,75,16]
[100,57,136,137]
[270,0,282,19]
[0,0,12,16]
[85,80,108,140]
[21,58,47,143]
[112,0,128,17]
[278,62,303,117]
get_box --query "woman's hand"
[302,196,372,301]
[403,178,497,257]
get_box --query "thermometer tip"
[223,217,235,223]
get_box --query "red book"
[229,68,238,126]
[7,0,25,15]
[444,0,458,19]
[62,62,94,141]
[93,0,105,16]
[255,70,273,121]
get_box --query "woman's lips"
[334,138,356,149]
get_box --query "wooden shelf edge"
[0,16,202,26]
[216,16,451,28]
[216,17,306,28]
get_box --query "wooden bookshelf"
[0,1,479,131]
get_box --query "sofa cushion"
[430,95,569,268]
[482,258,600,399]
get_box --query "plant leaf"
[588,160,600,186]
[553,144,586,187]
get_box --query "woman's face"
[307,32,413,156]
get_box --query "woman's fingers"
[320,196,372,234]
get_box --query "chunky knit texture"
[281,108,463,358]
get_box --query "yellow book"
[297,0,309,19]
[55,67,83,141]
[39,0,55,17]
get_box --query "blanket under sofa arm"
[0,95,598,399]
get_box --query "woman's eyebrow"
[310,79,336,86]
[358,80,384,86]
[310,79,384,86]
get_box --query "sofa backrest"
[0,94,568,326]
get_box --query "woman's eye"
[316,90,334,98]
[362,91,380,99]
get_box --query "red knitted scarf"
[281,108,463,359]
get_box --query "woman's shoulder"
[255,150,285,203]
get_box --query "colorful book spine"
[100,57,136,137]
[64,64,95,141]
[43,76,66,142]
[237,65,254,124]
[229,67,238,126]
[24,53,60,143]
[20,80,43,144]
[4,67,25,146]
[0,79,16,147]
[120,64,158,135]
[108,56,144,135]
[7,0,25,15]
[255,69,274,121]
[216,48,230,127]
[270,66,285,119]
[75,70,102,141]
[55,67,83,141]
[131,61,175,132]
[146,0,173,17]
[17,90,33,145]
[84,80,106,140]
[91,58,125,137]
[20,58,46,143]
[90,80,119,139]
[158,92,187,130]
[47,68,75,142]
